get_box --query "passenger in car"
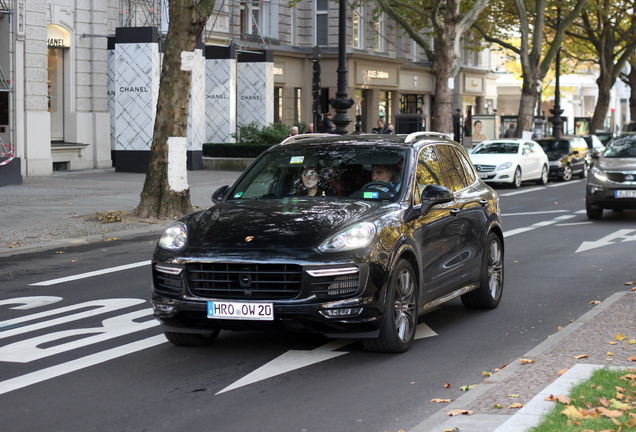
[298,166,325,197]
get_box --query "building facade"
[0,0,493,180]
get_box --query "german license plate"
[478,173,490,179]
[207,300,274,321]
[615,190,636,198]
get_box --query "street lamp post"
[329,0,353,135]
[549,5,563,139]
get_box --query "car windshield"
[603,137,636,158]
[537,140,570,153]
[472,142,519,154]
[228,144,408,201]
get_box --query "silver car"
[586,134,636,219]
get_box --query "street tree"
[561,0,636,132]
[373,0,489,134]
[623,57,636,121]
[132,0,217,219]
[473,0,586,138]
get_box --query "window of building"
[240,1,261,36]
[379,91,392,125]
[315,0,328,46]
[294,88,302,124]
[373,12,385,52]
[353,5,363,49]
[400,94,425,115]
[274,87,283,123]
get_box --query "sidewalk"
[1,168,635,432]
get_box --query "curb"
[409,290,631,432]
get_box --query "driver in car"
[370,164,401,192]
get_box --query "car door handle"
[450,208,460,216]
[479,199,489,208]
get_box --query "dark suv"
[151,133,504,353]
[536,136,590,181]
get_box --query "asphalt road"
[1,179,634,432]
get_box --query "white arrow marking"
[575,229,636,253]
[217,323,437,394]
[0,296,63,310]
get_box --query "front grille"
[311,274,360,297]
[607,172,636,183]
[475,164,496,173]
[187,263,303,300]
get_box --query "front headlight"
[318,222,376,253]
[158,222,188,251]
[497,162,513,171]
[589,166,607,182]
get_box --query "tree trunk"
[629,59,636,121]
[133,3,206,219]
[590,73,613,133]
[516,77,539,138]
[431,47,454,134]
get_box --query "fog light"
[154,303,176,314]
[320,308,362,318]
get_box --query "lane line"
[503,210,568,217]
[504,214,576,238]
[30,260,151,286]
[0,334,166,396]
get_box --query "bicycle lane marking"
[29,260,151,286]
[503,214,577,238]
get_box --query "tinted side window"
[436,144,468,192]
[453,148,477,185]
[414,146,444,205]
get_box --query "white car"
[469,139,549,188]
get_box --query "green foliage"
[232,122,291,146]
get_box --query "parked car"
[594,131,614,147]
[151,132,504,353]
[469,139,549,188]
[581,134,606,157]
[586,134,636,219]
[536,136,590,181]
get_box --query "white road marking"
[0,335,166,396]
[504,214,576,238]
[0,297,63,310]
[556,222,593,227]
[217,323,437,395]
[30,260,151,286]
[502,210,568,217]
[575,229,636,253]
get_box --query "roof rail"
[404,131,452,143]
[280,133,334,145]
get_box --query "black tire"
[164,330,220,346]
[363,260,417,353]
[511,167,522,188]
[586,200,603,220]
[536,165,548,185]
[561,164,572,181]
[461,233,503,309]
[578,163,588,179]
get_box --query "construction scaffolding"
[119,0,165,28]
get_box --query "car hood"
[597,157,636,171]
[181,199,382,251]
[469,153,519,166]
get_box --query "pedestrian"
[322,113,334,133]
[305,123,314,133]
[372,119,385,134]
[289,126,299,137]
[504,123,515,138]
[383,123,394,134]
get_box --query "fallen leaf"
[573,354,589,359]
[627,339,636,345]
[615,333,627,341]
[621,374,636,380]
[55,251,65,254]
[493,364,508,372]
[561,405,587,420]
[482,371,492,377]
[493,403,503,409]
[70,260,79,263]
[431,398,452,403]
[546,394,572,404]
[625,281,635,285]
[606,352,614,356]
[446,409,473,416]
[443,429,459,432]
[599,397,609,407]
[628,354,636,362]
[558,368,569,376]
[520,358,535,364]
[508,394,519,398]
[609,341,617,345]
[509,403,524,409]
[443,382,451,389]
[459,384,476,392]
[590,300,601,305]
[595,407,623,418]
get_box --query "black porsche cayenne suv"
[151,132,504,353]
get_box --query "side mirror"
[212,185,231,204]
[420,184,454,215]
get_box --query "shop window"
[400,94,424,114]
[379,91,392,124]
[374,13,385,52]
[274,87,283,123]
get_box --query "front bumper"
[477,168,515,184]
[150,260,387,338]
